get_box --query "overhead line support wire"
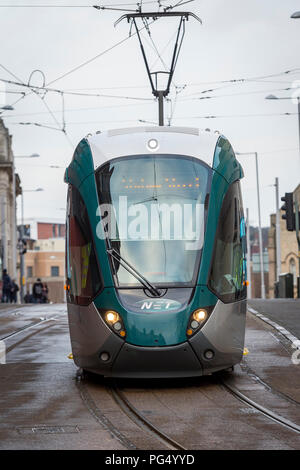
[0,77,154,101]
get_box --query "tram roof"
[86,126,220,170]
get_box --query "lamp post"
[265,94,300,165]
[12,153,40,283]
[15,154,40,159]
[19,187,44,302]
[291,11,300,18]
[246,208,252,299]
[0,105,14,112]
[236,151,266,299]
[274,177,281,283]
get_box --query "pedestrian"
[10,279,19,303]
[42,283,49,303]
[2,269,12,303]
[32,278,44,303]
[24,290,31,303]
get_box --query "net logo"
[136,299,181,311]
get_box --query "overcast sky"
[0,0,300,227]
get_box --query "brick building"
[268,183,300,298]
[248,226,269,298]
[21,218,66,303]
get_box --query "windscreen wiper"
[107,248,161,297]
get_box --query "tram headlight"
[105,310,119,324]
[193,309,207,322]
[102,310,126,339]
[187,307,213,338]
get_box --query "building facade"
[248,226,269,299]
[0,118,21,281]
[268,183,300,298]
[21,218,66,303]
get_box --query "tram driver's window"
[66,185,101,305]
[208,181,246,303]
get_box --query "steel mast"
[115,11,202,126]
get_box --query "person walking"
[10,279,19,303]
[32,278,44,303]
[2,269,12,303]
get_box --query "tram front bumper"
[109,341,203,378]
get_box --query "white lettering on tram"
[139,300,180,311]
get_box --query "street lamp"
[265,94,300,164]
[19,187,44,303]
[0,105,14,111]
[236,151,266,299]
[11,153,41,280]
[266,94,300,296]
[15,153,40,159]
[291,11,300,18]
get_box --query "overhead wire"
[178,86,294,101]
[10,110,297,127]
[0,78,154,101]
[0,101,154,119]
[1,4,300,136]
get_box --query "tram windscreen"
[95,155,211,287]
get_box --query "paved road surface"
[0,303,299,450]
[248,299,300,338]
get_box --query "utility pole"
[275,177,281,282]
[20,190,24,303]
[237,151,265,299]
[254,152,266,299]
[158,91,165,126]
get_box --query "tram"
[64,126,247,378]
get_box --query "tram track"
[219,376,300,435]
[76,375,137,450]
[114,374,300,447]
[240,360,300,407]
[0,317,56,342]
[77,369,300,450]
[0,316,58,355]
[76,370,187,450]
[109,381,187,450]
[245,307,300,406]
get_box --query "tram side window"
[208,181,246,303]
[66,185,102,305]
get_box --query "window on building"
[27,266,33,278]
[208,181,247,303]
[51,266,59,277]
[289,258,297,286]
[52,224,56,238]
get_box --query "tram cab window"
[96,154,211,288]
[66,185,102,305]
[208,181,247,303]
